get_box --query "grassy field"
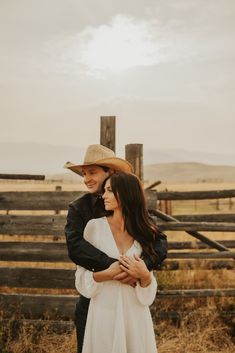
[1,310,234,353]
[0,179,234,352]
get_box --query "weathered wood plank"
[156,288,235,298]
[0,293,77,319]
[153,209,230,251]
[0,174,45,180]
[161,259,235,270]
[1,241,234,262]
[2,215,234,236]
[0,267,75,289]
[1,242,235,262]
[1,290,234,320]
[100,116,116,152]
[0,242,69,262]
[167,251,235,259]
[158,221,235,232]
[125,144,143,180]
[1,243,234,268]
[168,240,235,250]
[0,215,66,235]
[0,258,234,290]
[0,191,84,210]
[1,252,234,270]
[173,214,235,222]
[0,190,156,211]
[0,190,234,211]
[157,189,235,200]
[145,181,161,190]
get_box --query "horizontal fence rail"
[0,240,234,261]
[0,191,84,210]
[1,242,235,263]
[173,214,235,222]
[0,174,45,180]
[157,189,235,200]
[1,190,234,211]
[0,215,66,235]
[1,258,235,291]
[1,290,235,320]
[0,267,75,289]
[1,215,235,236]
[167,240,235,249]
[158,221,235,232]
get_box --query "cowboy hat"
[64,144,133,176]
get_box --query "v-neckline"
[104,217,135,256]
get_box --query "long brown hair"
[103,172,158,262]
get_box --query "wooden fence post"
[55,186,62,215]
[100,116,116,152]
[125,144,143,181]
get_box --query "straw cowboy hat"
[64,144,133,176]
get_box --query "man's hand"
[108,261,123,278]
[93,261,122,282]
[113,271,137,286]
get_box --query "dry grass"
[0,322,77,353]
[156,309,235,353]
[0,310,234,353]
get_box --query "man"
[64,144,167,353]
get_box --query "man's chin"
[87,187,99,194]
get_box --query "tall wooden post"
[125,144,143,181]
[100,116,116,152]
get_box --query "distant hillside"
[144,162,235,183]
[1,142,235,182]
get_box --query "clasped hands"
[110,254,152,288]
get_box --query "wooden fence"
[0,116,235,328]
[1,186,235,322]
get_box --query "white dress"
[75,217,158,353]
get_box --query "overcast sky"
[0,0,235,158]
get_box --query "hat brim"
[64,157,133,176]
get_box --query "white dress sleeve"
[75,219,103,298]
[135,272,157,305]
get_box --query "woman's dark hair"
[103,172,158,263]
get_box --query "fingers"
[119,258,129,269]
[119,264,131,274]
[119,255,134,268]
[113,271,129,281]
[115,273,137,285]
[113,269,138,285]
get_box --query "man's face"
[82,165,111,194]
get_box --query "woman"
[75,172,158,353]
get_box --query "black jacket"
[65,192,167,271]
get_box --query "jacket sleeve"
[65,203,116,271]
[142,215,168,271]
[135,272,157,305]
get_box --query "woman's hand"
[119,254,152,287]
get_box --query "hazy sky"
[1,0,235,156]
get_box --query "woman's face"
[102,179,120,211]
